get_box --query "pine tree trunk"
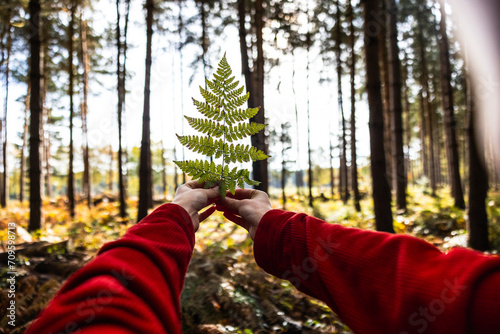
[67,1,76,218]
[416,4,436,196]
[348,0,360,211]
[28,0,42,231]
[108,145,113,192]
[237,0,253,100]
[438,4,465,209]
[418,90,427,179]
[465,70,489,251]
[402,53,412,185]
[252,0,269,193]
[161,144,167,200]
[281,125,287,210]
[116,0,130,219]
[306,30,313,208]
[199,0,208,80]
[291,52,302,196]
[363,0,394,233]
[1,13,11,207]
[178,0,186,185]
[81,17,91,208]
[41,22,51,199]
[336,0,349,204]
[20,83,30,203]
[137,0,154,222]
[378,0,392,188]
[385,0,406,211]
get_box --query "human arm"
[25,182,218,334]
[219,190,500,334]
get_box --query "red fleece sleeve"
[253,209,500,334]
[25,203,195,334]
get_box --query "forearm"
[253,210,500,334]
[26,204,194,334]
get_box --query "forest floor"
[0,186,499,333]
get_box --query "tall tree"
[80,16,91,208]
[28,0,42,231]
[378,0,392,186]
[20,84,30,203]
[116,0,130,218]
[362,0,394,233]
[348,0,360,211]
[306,28,313,208]
[137,0,154,221]
[437,2,465,209]
[385,0,406,211]
[416,2,436,196]
[336,0,349,204]
[67,0,76,218]
[237,0,268,192]
[252,0,268,192]
[465,67,489,251]
[1,8,12,208]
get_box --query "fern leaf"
[175,54,268,198]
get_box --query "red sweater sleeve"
[25,203,194,334]
[253,210,500,334]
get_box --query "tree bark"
[81,17,91,208]
[437,3,465,209]
[137,0,154,222]
[28,0,42,231]
[465,68,489,251]
[116,0,130,219]
[1,11,11,208]
[306,30,313,208]
[20,83,30,203]
[67,0,76,218]
[402,52,412,185]
[385,0,406,211]
[251,0,269,193]
[348,0,360,211]
[363,0,394,233]
[378,0,392,188]
[416,3,436,196]
[336,0,349,204]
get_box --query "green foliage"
[175,55,269,197]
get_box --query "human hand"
[171,181,219,231]
[216,189,273,240]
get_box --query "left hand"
[171,181,219,231]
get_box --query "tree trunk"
[348,0,360,211]
[418,90,427,179]
[199,0,208,80]
[438,3,465,209]
[363,0,394,233]
[306,30,313,208]
[465,69,489,251]
[336,0,349,204]
[251,0,268,193]
[237,0,254,103]
[116,0,130,219]
[385,0,406,211]
[137,0,154,222]
[378,0,392,188]
[291,52,302,196]
[81,17,91,208]
[28,0,42,231]
[416,4,436,196]
[67,1,76,218]
[161,143,167,200]
[1,12,11,208]
[41,21,51,199]
[281,125,287,210]
[402,52,412,185]
[20,83,30,203]
[178,0,186,185]
[108,145,113,192]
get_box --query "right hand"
[216,189,273,240]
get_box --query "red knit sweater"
[26,204,500,334]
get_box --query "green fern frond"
[175,54,268,197]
